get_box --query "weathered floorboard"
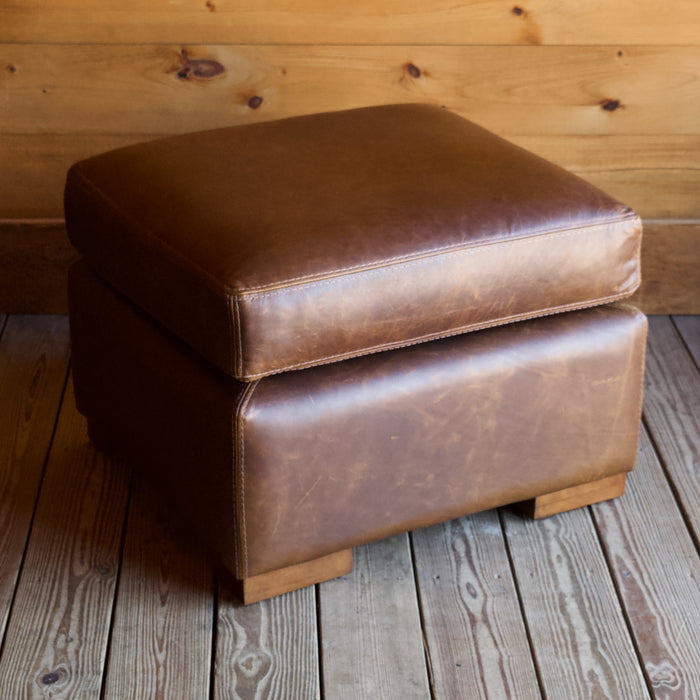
[0,314,698,697]
[501,506,650,698]
[3,0,699,45]
[643,316,700,545]
[0,316,70,646]
[593,427,700,698]
[102,472,215,700]
[214,581,320,700]
[673,315,700,369]
[319,534,431,700]
[0,380,130,699]
[412,511,541,699]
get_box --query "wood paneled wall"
[1,1,698,312]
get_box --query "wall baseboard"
[627,220,700,314]
[1,219,698,315]
[0,220,79,314]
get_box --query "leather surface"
[69,261,244,575]
[65,104,642,380]
[68,262,647,579]
[239,301,647,576]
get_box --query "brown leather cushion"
[65,104,641,380]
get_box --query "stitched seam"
[226,295,236,377]
[238,215,641,293]
[230,394,238,577]
[635,221,642,289]
[70,167,639,297]
[233,295,244,379]
[239,218,642,300]
[612,302,649,450]
[239,287,639,380]
[235,380,259,578]
[635,313,649,438]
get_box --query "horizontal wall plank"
[3,132,698,220]
[1,0,699,45]
[516,135,700,221]
[2,45,698,138]
[0,134,156,220]
[2,220,696,315]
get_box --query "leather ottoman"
[65,104,647,604]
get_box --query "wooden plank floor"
[0,314,698,699]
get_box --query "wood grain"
[501,507,649,698]
[101,472,215,700]
[0,316,70,644]
[673,316,700,369]
[214,581,319,699]
[592,427,700,697]
[628,223,700,314]
[0,134,160,219]
[525,473,627,519]
[0,220,79,312]
[237,549,352,605]
[4,132,699,220]
[516,134,700,221]
[0,379,130,699]
[2,45,698,138]
[0,314,698,696]
[2,0,699,45]
[412,511,540,699]
[643,316,700,546]
[319,534,430,699]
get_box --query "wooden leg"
[236,549,353,605]
[523,473,628,519]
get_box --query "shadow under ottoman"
[65,104,647,603]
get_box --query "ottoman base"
[68,262,646,603]
[236,473,624,604]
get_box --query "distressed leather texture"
[69,262,647,578]
[65,104,642,381]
